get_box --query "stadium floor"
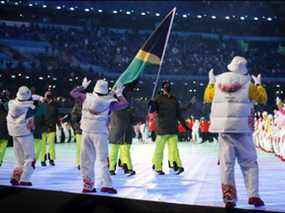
[0,142,284,212]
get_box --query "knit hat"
[16,86,31,101]
[227,56,248,75]
[93,79,108,95]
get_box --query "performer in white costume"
[7,86,43,186]
[204,56,267,208]
[70,78,128,194]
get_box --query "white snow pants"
[12,134,35,182]
[218,133,259,203]
[80,132,112,190]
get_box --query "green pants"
[34,138,42,161]
[75,134,82,166]
[0,139,8,165]
[109,144,133,171]
[152,134,182,171]
[40,132,56,161]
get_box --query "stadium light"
[211,15,216,19]
[254,17,259,21]
[225,16,230,20]
[113,10,118,14]
[42,5,47,8]
[1,1,5,4]
[141,12,146,16]
[98,9,103,13]
[14,2,18,5]
[85,8,90,12]
[197,15,202,18]
[28,3,32,6]
[69,7,74,11]
[39,77,44,80]
[267,17,272,21]
[25,76,30,79]
[155,13,160,16]
[56,6,61,10]
[182,14,187,18]
[240,16,245,20]
[11,75,16,79]
[126,11,131,15]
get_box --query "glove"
[208,69,215,84]
[114,82,125,97]
[32,94,44,102]
[82,77,91,89]
[251,74,261,85]
[276,97,281,104]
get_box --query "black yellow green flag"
[114,8,176,88]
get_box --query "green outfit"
[109,106,136,172]
[71,102,82,167]
[150,93,188,172]
[41,101,58,162]
[0,99,8,166]
[0,139,8,165]
[33,102,45,162]
[75,134,82,167]
[40,132,56,161]
[152,135,182,171]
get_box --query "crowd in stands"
[1,22,285,77]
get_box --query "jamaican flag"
[114,8,176,88]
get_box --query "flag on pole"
[114,8,176,88]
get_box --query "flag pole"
[150,7,176,99]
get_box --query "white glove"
[276,97,281,104]
[251,74,261,85]
[114,82,125,97]
[32,94,44,102]
[82,77,91,89]
[208,69,215,84]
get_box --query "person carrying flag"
[149,81,189,175]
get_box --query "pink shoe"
[82,188,96,193]
[100,187,117,194]
[19,181,32,186]
[248,197,265,207]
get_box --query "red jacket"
[187,119,194,130]
[178,123,186,133]
[200,120,210,133]
[147,112,157,132]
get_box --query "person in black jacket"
[149,81,189,175]
[40,90,59,166]
[108,86,137,176]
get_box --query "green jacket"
[153,93,188,135]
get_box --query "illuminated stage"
[0,142,284,213]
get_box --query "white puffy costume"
[70,78,128,193]
[204,56,267,208]
[7,86,37,185]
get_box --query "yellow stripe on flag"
[136,49,161,65]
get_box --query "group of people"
[253,98,285,161]
[2,55,272,208]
